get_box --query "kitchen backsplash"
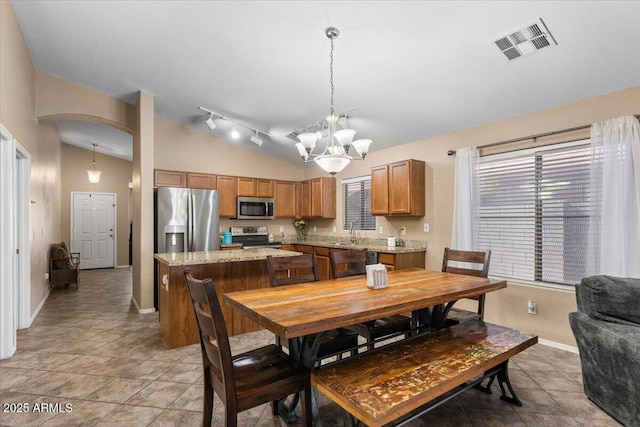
[281,233,427,250]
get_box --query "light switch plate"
[400,227,406,235]
[379,226,384,234]
[332,226,336,232]
[279,226,284,232]
[313,226,317,232]
[423,223,430,232]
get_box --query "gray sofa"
[569,275,640,426]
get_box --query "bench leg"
[496,361,523,406]
[474,374,496,394]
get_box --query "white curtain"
[451,147,479,250]
[588,115,640,278]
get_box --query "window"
[474,141,600,286]
[342,176,375,231]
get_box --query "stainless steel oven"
[236,197,275,220]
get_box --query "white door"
[72,193,116,269]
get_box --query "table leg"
[496,360,523,406]
[274,334,327,425]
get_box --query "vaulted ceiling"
[11,1,640,164]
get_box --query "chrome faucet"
[349,221,356,244]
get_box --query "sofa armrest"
[569,311,640,425]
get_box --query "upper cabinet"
[155,170,186,188]
[236,177,257,196]
[300,180,311,218]
[153,169,336,219]
[237,178,274,197]
[187,173,216,189]
[217,175,237,218]
[310,177,336,219]
[274,181,296,218]
[256,179,274,198]
[371,165,390,215]
[371,159,425,216]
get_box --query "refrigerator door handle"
[187,193,192,251]
[190,194,196,251]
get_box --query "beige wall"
[1,0,62,315]
[60,144,132,266]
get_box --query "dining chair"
[329,249,412,351]
[183,269,311,427]
[441,247,491,324]
[266,254,358,364]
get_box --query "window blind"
[475,141,600,286]
[342,176,375,231]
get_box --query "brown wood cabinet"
[371,159,425,216]
[314,246,331,281]
[236,177,256,196]
[371,165,390,215]
[154,168,337,219]
[310,177,336,218]
[256,179,274,198]
[300,181,311,218]
[237,178,274,197]
[274,181,296,218]
[155,170,186,187]
[378,251,425,270]
[217,175,237,217]
[186,172,216,189]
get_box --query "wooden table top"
[224,268,507,339]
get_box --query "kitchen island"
[154,248,301,348]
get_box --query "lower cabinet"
[378,252,425,270]
[314,247,331,281]
[280,244,425,280]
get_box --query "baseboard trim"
[26,288,50,328]
[115,265,131,269]
[538,338,578,354]
[131,296,156,314]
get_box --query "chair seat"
[209,344,310,413]
[312,329,358,359]
[346,315,412,341]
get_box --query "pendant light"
[293,27,372,175]
[87,143,102,184]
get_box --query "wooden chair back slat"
[184,269,235,398]
[329,249,369,279]
[442,248,491,278]
[267,254,319,286]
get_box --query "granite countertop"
[281,238,427,254]
[154,248,301,266]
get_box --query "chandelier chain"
[330,38,334,116]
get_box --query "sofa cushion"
[51,242,74,269]
[577,275,640,326]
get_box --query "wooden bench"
[312,320,537,426]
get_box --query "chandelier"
[87,143,102,184]
[294,27,372,175]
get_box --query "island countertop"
[154,248,302,267]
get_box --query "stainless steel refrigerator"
[155,187,220,254]
[154,187,220,308]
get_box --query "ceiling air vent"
[491,18,557,62]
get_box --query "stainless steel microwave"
[236,197,275,220]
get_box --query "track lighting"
[198,106,270,147]
[231,124,240,139]
[204,113,216,131]
[250,131,263,147]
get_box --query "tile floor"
[0,268,621,426]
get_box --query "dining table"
[224,267,508,424]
